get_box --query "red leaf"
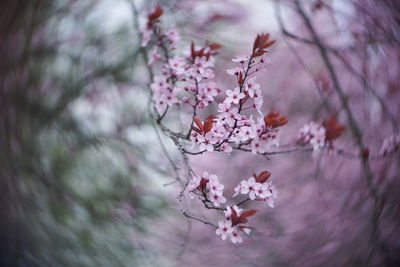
[241,209,257,218]
[236,209,258,224]
[192,126,202,134]
[323,115,345,141]
[193,117,204,132]
[252,33,275,56]
[205,114,217,122]
[208,42,222,50]
[199,177,208,191]
[362,148,370,159]
[253,49,266,57]
[256,171,271,183]
[253,34,260,53]
[238,72,244,85]
[231,208,239,225]
[263,40,276,49]
[203,115,216,134]
[236,217,248,224]
[148,4,164,23]
[264,112,288,128]
[191,41,196,61]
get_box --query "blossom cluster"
[187,172,226,207]
[233,171,278,208]
[297,116,346,151]
[380,134,400,155]
[141,5,222,115]
[189,34,288,155]
[215,206,253,244]
[186,169,277,243]
[141,7,289,156]
[298,121,327,151]
[141,6,286,244]
[140,5,346,246]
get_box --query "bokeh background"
[1,0,399,266]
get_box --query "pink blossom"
[148,47,161,65]
[230,228,243,244]
[165,27,180,44]
[232,55,250,63]
[380,134,400,154]
[140,26,152,47]
[226,67,242,76]
[216,220,233,240]
[220,142,233,153]
[197,132,218,152]
[210,191,226,207]
[224,206,242,220]
[244,76,260,97]
[226,88,245,105]
[298,122,326,151]
[256,182,272,199]
[240,177,261,200]
[168,56,186,76]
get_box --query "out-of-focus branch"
[274,0,334,115]
[294,0,375,194]
[274,0,398,132]
[293,0,383,261]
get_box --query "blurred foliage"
[0,0,169,266]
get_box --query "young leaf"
[256,171,271,183]
[193,117,204,132]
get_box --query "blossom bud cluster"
[380,134,400,155]
[187,172,226,207]
[234,178,278,208]
[298,121,327,151]
[190,46,287,155]
[187,170,277,243]
[216,206,252,244]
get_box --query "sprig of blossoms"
[140,6,345,245]
[141,5,222,117]
[216,206,255,243]
[187,172,226,207]
[189,34,287,155]
[298,116,345,151]
[233,171,278,208]
[380,134,400,155]
[298,121,326,151]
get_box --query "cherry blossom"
[216,220,233,240]
[210,191,226,207]
[225,88,245,105]
[264,181,278,208]
[220,142,233,153]
[168,56,186,76]
[298,121,326,151]
[186,172,226,207]
[187,176,201,199]
[148,47,161,65]
[239,177,260,200]
[226,67,242,76]
[234,171,277,206]
[380,134,400,155]
[165,27,180,44]
[224,206,243,220]
[140,26,152,47]
[232,55,250,63]
[230,228,243,243]
[139,5,357,248]
[197,132,218,152]
[244,76,260,97]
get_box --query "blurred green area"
[0,1,170,266]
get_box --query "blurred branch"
[293,0,383,261]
